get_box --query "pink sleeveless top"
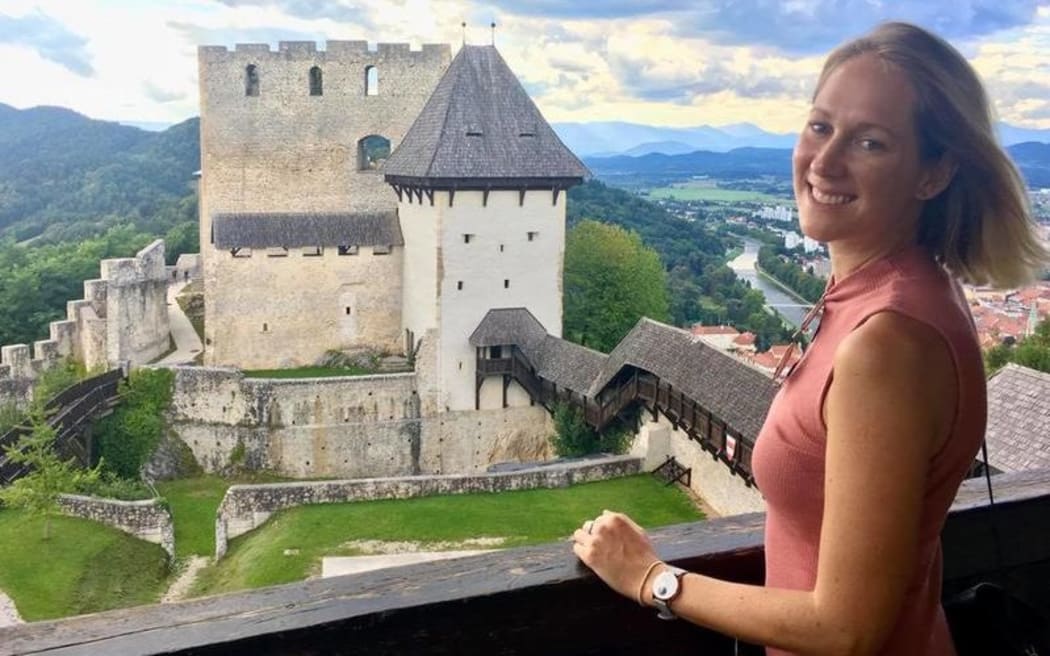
[751,245,985,656]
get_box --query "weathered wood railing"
[4,469,1048,656]
[478,350,758,485]
[0,369,124,484]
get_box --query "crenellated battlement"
[200,40,449,62]
[0,240,171,409]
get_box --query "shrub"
[550,401,634,457]
[94,368,174,479]
[72,472,154,501]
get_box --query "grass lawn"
[243,366,374,379]
[648,183,788,203]
[156,476,230,558]
[191,474,702,597]
[0,510,169,621]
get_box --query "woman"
[572,22,1046,656]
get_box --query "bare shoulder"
[834,310,953,379]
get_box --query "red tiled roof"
[691,324,739,337]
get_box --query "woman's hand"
[572,509,661,603]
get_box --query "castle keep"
[198,41,587,415]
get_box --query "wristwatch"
[651,565,687,620]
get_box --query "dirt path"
[161,556,209,603]
[0,588,24,627]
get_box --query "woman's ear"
[916,155,958,200]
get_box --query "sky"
[0,0,1048,133]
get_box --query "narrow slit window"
[457,281,463,291]
[527,231,538,241]
[262,323,269,332]
[245,64,259,96]
[345,307,352,315]
[309,66,323,96]
[365,65,378,96]
[504,279,509,288]
[463,234,474,244]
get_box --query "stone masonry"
[58,494,175,559]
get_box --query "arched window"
[358,134,391,170]
[309,66,323,96]
[365,65,378,96]
[245,64,259,97]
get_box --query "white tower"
[384,46,588,412]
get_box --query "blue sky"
[0,0,1048,132]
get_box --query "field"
[191,474,702,596]
[647,181,789,203]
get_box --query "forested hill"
[0,103,200,243]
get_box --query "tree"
[550,402,632,457]
[564,220,670,353]
[986,318,1050,375]
[0,409,99,539]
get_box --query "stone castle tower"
[384,45,587,411]
[196,40,587,417]
[197,41,450,368]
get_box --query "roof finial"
[462,21,467,46]
[491,22,497,46]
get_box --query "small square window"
[303,246,323,257]
[463,234,474,244]
[457,281,463,290]
[262,323,269,332]
[338,245,359,256]
[527,231,538,241]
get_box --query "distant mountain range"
[584,142,1050,189]
[553,120,1050,158]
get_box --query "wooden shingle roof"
[985,363,1050,472]
[588,318,777,442]
[383,46,588,185]
[471,311,777,438]
[212,212,403,249]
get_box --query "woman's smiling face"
[793,53,935,250]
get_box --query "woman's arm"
[573,311,956,656]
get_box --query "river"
[727,239,814,329]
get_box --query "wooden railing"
[0,369,124,485]
[5,469,1048,656]
[478,351,758,485]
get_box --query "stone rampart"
[58,494,175,559]
[0,240,170,410]
[214,455,641,558]
[169,367,554,479]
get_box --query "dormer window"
[466,126,483,137]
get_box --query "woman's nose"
[810,138,847,178]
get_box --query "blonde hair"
[816,22,1048,288]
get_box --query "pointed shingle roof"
[384,46,588,186]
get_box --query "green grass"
[157,474,290,558]
[156,476,230,558]
[0,510,170,620]
[647,183,788,203]
[192,474,702,597]
[243,366,374,379]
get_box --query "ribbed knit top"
[751,244,985,656]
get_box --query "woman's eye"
[857,138,883,151]
[808,122,828,135]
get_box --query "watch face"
[653,571,680,601]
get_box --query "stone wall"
[58,494,175,559]
[0,240,170,410]
[214,455,641,558]
[169,367,554,479]
[630,416,765,517]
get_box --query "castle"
[198,40,587,416]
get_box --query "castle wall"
[399,197,440,343]
[0,241,170,410]
[169,366,552,479]
[629,416,765,516]
[406,189,564,412]
[214,455,641,558]
[58,494,175,560]
[198,41,450,368]
[205,246,403,369]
